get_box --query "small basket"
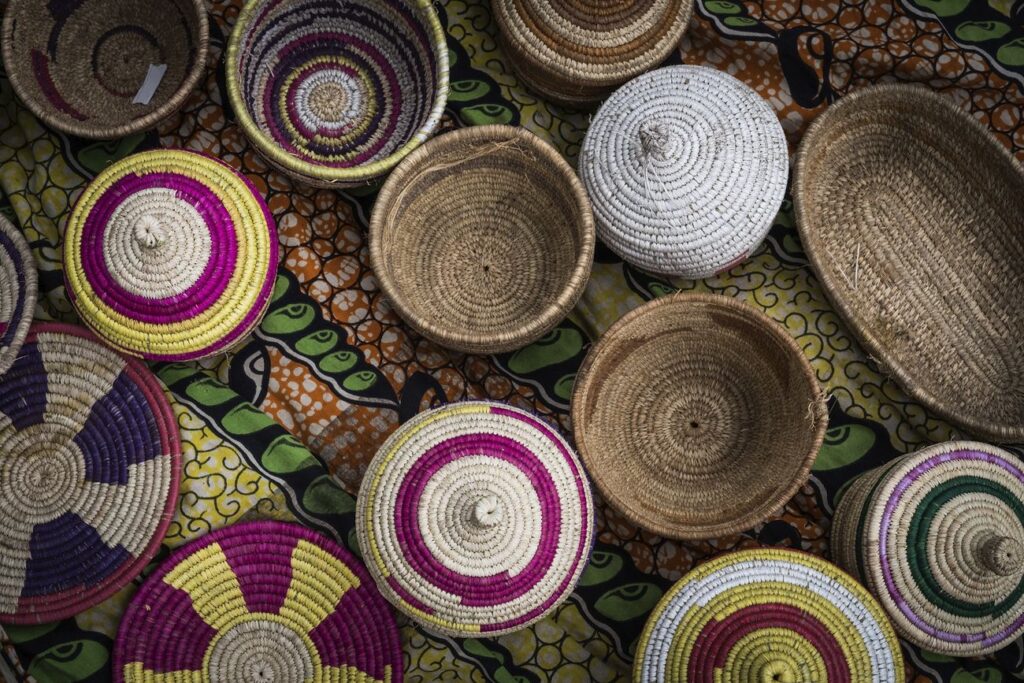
[63,149,278,361]
[0,323,181,624]
[0,215,35,377]
[794,84,1024,442]
[831,440,1024,656]
[572,293,827,539]
[370,125,595,354]
[2,0,208,139]
[356,401,595,637]
[226,0,449,188]
[493,0,693,108]
[634,548,903,682]
[114,520,403,682]
[580,65,788,278]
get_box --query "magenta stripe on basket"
[284,62,367,139]
[393,433,562,607]
[221,532,297,615]
[879,449,1024,646]
[78,171,237,322]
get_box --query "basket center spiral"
[1,424,85,521]
[205,618,316,682]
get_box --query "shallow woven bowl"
[794,84,1024,442]
[831,440,1024,656]
[494,0,693,108]
[0,215,36,377]
[226,0,449,188]
[634,548,903,682]
[2,0,207,139]
[572,293,827,539]
[370,125,595,354]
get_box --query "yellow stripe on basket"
[363,403,491,577]
[122,662,205,682]
[279,539,360,632]
[718,628,827,683]
[161,542,248,632]
[668,582,871,681]
[63,151,271,355]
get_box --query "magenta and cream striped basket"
[356,401,594,637]
[832,440,1024,656]
[63,149,278,361]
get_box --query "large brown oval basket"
[370,125,595,355]
[794,84,1024,442]
[2,0,208,139]
[571,293,827,539]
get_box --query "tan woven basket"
[2,0,207,139]
[493,0,693,108]
[370,125,595,354]
[794,84,1024,442]
[571,293,827,539]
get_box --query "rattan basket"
[794,84,1024,442]
[226,0,449,188]
[493,0,693,108]
[2,0,208,139]
[634,548,903,682]
[580,66,788,278]
[0,215,35,377]
[370,125,595,354]
[572,293,827,539]
[831,440,1024,656]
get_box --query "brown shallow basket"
[493,0,693,108]
[794,84,1024,442]
[2,0,207,139]
[571,293,827,539]
[370,125,595,354]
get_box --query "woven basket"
[356,401,594,637]
[634,548,903,682]
[114,520,403,682]
[831,440,1024,656]
[63,149,278,361]
[2,0,207,139]
[794,84,1024,442]
[370,125,595,354]
[493,0,693,108]
[580,65,788,278]
[0,323,180,624]
[572,293,827,539]
[226,0,449,188]
[0,216,35,377]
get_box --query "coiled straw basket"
[831,440,1024,656]
[572,293,827,539]
[370,125,595,354]
[226,0,449,187]
[0,215,35,378]
[493,0,693,108]
[2,0,208,139]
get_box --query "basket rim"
[1,0,210,140]
[492,0,693,92]
[570,292,828,540]
[224,0,450,185]
[369,124,596,354]
[792,82,1024,443]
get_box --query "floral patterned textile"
[2,0,1024,681]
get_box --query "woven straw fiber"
[356,401,594,637]
[634,548,903,682]
[2,0,207,140]
[571,293,827,539]
[831,440,1024,656]
[493,0,693,108]
[0,323,181,624]
[794,84,1024,443]
[0,216,35,377]
[63,149,278,361]
[580,65,788,278]
[226,0,449,188]
[114,520,403,682]
[370,125,595,354]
